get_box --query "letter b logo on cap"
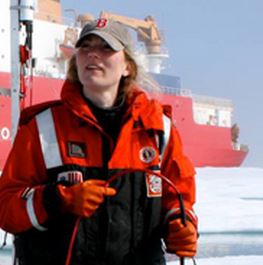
[96,18,108,28]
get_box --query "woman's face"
[76,35,130,94]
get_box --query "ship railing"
[34,69,66,79]
[161,86,234,108]
[161,86,192,97]
[192,94,233,108]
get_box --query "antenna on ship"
[10,0,35,140]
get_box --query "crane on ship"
[100,11,162,55]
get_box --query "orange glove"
[164,218,197,257]
[57,179,116,217]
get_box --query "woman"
[0,19,197,265]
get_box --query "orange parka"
[0,80,196,265]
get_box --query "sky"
[61,0,263,167]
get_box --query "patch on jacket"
[57,170,83,184]
[145,173,162,197]
[67,141,86,158]
[139,146,156,163]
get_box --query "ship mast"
[10,0,20,140]
[10,0,34,140]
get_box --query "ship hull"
[0,72,247,170]
[185,146,247,167]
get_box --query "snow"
[168,256,263,265]
[1,167,263,264]
[195,167,263,233]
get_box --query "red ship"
[0,0,248,172]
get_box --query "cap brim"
[75,31,124,51]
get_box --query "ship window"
[193,104,232,127]
[192,95,233,127]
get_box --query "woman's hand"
[164,218,198,257]
[57,179,116,217]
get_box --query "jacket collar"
[127,89,171,131]
[61,80,171,132]
[61,80,97,122]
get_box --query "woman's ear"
[122,62,131,77]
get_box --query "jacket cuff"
[164,208,198,229]
[21,186,49,231]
